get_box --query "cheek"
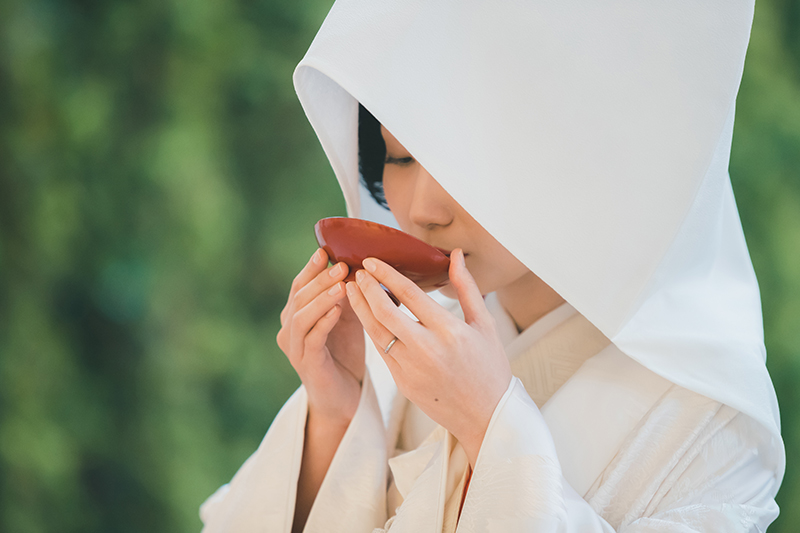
[383,173,412,227]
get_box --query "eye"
[385,155,415,167]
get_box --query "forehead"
[380,125,407,150]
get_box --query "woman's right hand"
[277,248,366,427]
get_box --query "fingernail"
[329,263,343,277]
[328,283,341,296]
[356,270,366,283]
[324,306,337,318]
[363,258,377,272]
[312,249,323,265]
[346,281,356,295]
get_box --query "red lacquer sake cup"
[314,217,451,293]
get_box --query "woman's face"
[380,125,531,298]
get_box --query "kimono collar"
[485,295,578,363]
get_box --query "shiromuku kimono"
[200,1,785,531]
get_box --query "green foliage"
[0,0,341,531]
[732,1,800,529]
[0,0,797,531]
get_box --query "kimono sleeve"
[199,368,389,533]
[456,378,780,533]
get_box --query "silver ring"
[384,336,398,354]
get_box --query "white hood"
[293,0,782,473]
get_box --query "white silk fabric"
[200,303,780,532]
[292,0,783,477]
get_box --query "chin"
[437,281,489,300]
[438,284,458,299]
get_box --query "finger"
[355,268,421,338]
[276,324,289,355]
[290,281,347,364]
[303,304,341,364]
[361,257,450,326]
[282,248,329,326]
[291,248,329,298]
[294,261,349,312]
[346,280,404,369]
[449,249,491,327]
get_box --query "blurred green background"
[0,0,797,531]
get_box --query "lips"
[432,248,468,260]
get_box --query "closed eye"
[385,156,415,167]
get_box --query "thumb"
[450,249,490,327]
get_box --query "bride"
[200,1,784,531]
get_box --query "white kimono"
[201,1,785,529]
[199,296,780,532]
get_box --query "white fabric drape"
[292,0,782,461]
[201,302,779,532]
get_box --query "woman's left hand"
[345,248,512,466]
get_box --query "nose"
[408,166,454,231]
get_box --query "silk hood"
[292,0,783,474]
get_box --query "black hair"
[358,104,389,209]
